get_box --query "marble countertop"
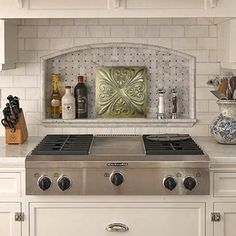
[0,136,236,168]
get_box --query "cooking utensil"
[210,91,227,100]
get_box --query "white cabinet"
[30,202,205,236]
[218,19,236,69]
[0,203,21,236]
[213,203,236,236]
[214,172,236,197]
[0,20,17,71]
[126,0,205,9]
[28,0,108,10]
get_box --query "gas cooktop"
[30,134,204,156]
[26,134,210,195]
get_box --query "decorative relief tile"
[96,66,147,118]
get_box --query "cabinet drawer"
[30,202,205,236]
[214,172,236,197]
[0,172,21,197]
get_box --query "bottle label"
[63,103,75,112]
[51,99,60,107]
[77,96,87,113]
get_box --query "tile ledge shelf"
[42,118,197,127]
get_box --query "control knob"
[38,176,52,191]
[163,176,177,191]
[183,176,197,191]
[58,176,71,191]
[110,172,124,186]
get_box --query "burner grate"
[31,135,93,155]
[143,135,204,155]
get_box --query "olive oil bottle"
[50,74,62,119]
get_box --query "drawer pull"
[106,223,129,232]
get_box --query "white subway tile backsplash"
[0,18,221,136]
[124,18,147,25]
[23,19,50,26]
[50,38,74,50]
[135,25,159,38]
[147,38,172,48]
[172,38,197,49]
[74,18,98,25]
[111,26,135,37]
[50,19,74,25]
[173,18,196,25]
[62,26,86,37]
[13,76,38,88]
[38,26,61,38]
[25,39,50,50]
[18,26,37,38]
[196,63,220,74]
[0,76,14,87]
[18,51,38,63]
[197,18,214,25]
[25,63,40,75]
[160,26,184,37]
[25,88,41,100]
[87,25,110,37]
[1,88,26,100]
[148,18,172,25]
[99,18,123,25]
[185,26,208,37]
[197,38,217,49]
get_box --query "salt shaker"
[157,89,166,119]
[171,89,177,119]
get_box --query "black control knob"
[183,176,197,191]
[58,176,71,191]
[38,176,52,191]
[163,176,177,191]
[110,172,124,186]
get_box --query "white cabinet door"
[0,203,21,236]
[30,202,205,236]
[214,203,236,236]
[126,0,205,9]
[28,0,108,9]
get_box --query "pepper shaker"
[157,89,166,119]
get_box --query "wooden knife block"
[5,111,28,144]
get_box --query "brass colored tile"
[96,66,147,118]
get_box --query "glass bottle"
[157,89,166,119]
[62,86,76,120]
[171,89,177,119]
[74,75,88,118]
[50,74,62,119]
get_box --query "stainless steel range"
[25,134,210,195]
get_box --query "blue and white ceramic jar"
[211,100,236,144]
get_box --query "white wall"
[0,18,220,136]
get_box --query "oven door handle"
[106,223,129,232]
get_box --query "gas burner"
[31,135,93,155]
[143,134,204,155]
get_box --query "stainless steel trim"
[106,223,129,232]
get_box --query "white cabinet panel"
[214,203,236,236]
[0,172,21,197]
[0,203,21,236]
[30,202,205,236]
[214,173,236,197]
[126,0,205,9]
[28,0,107,9]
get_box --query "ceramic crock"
[211,100,236,144]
